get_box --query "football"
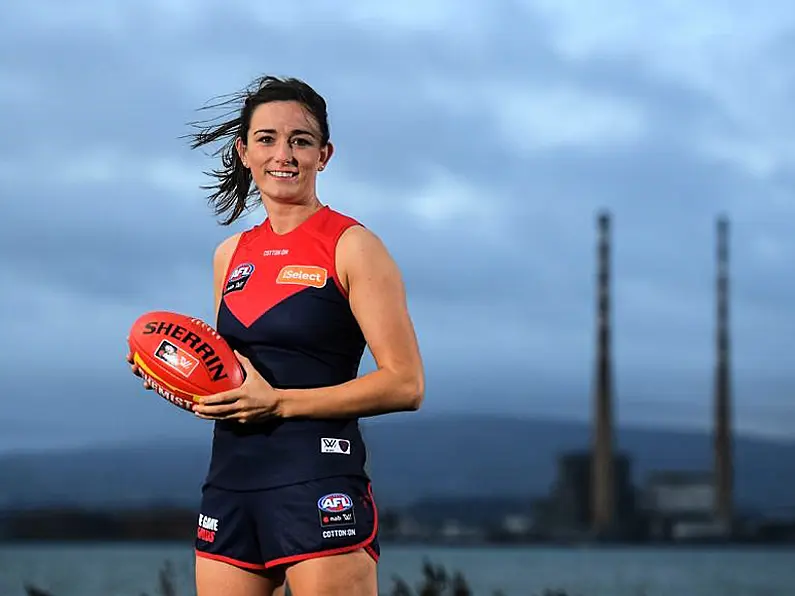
[127,311,245,411]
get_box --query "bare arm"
[278,226,424,419]
[212,233,242,319]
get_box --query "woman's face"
[237,100,333,205]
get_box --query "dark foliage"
[24,558,579,596]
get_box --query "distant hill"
[0,414,792,514]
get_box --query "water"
[0,542,793,596]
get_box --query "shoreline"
[2,539,794,549]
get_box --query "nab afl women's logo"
[224,263,255,295]
[317,493,353,513]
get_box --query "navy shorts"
[194,475,379,571]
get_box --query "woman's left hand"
[193,352,282,423]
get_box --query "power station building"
[535,212,735,542]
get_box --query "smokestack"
[592,210,615,535]
[714,216,733,528]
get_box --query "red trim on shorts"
[195,549,267,571]
[263,482,379,569]
[364,544,380,563]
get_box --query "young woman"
[127,75,424,596]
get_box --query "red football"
[127,310,244,411]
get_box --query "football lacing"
[189,317,221,340]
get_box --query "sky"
[2,0,795,452]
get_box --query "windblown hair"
[186,75,330,225]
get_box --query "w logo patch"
[321,438,351,455]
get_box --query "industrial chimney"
[592,210,615,536]
[714,216,733,530]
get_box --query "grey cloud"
[0,181,219,300]
[2,0,795,450]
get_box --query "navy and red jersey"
[206,205,369,490]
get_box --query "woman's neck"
[262,196,324,235]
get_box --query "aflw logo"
[321,438,351,455]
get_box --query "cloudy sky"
[2,0,795,452]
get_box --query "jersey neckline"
[264,204,329,238]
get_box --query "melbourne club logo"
[224,262,255,295]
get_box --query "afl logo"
[317,493,353,513]
[229,263,255,281]
[224,263,255,295]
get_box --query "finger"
[234,350,258,375]
[193,412,236,422]
[193,402,239,418]
[194,393,240,413]
[197,389,241,406]
[126,350,141,376]
[125,339,135,363]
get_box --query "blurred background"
[1,0,794,594]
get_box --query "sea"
[0,542,793,596]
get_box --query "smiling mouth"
[267,170,298,179]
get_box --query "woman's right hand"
[125,343,153,391]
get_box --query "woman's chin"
[259,187,314,205]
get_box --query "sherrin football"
[128,311,244,411]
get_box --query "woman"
[127,75,424,596]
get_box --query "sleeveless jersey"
[206,206,369,490]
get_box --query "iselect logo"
[276,265,327,288]
[321,438,351,455]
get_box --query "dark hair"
[186,75,330,225]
